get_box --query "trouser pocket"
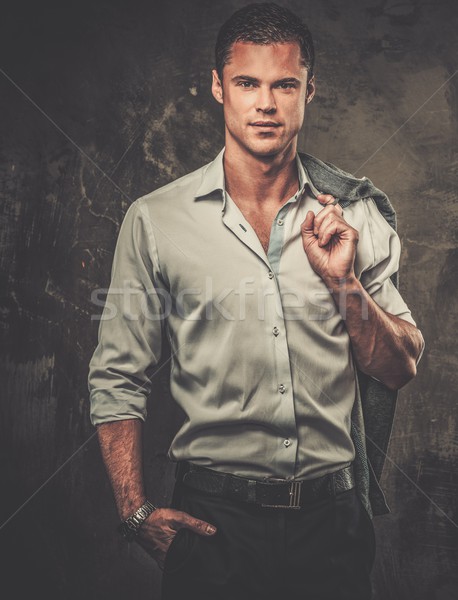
[162,526,198,574]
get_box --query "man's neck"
[223,142,299,208]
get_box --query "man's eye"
[277,82,296,89]
[238,81,254,88]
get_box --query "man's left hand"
[301,194,359,285]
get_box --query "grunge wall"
[1,0,457,598]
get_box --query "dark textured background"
[1,0,457,598]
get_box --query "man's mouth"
[250,121,282,127]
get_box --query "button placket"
[272,302,297,474]
[263,202,298,478]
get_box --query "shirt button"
[277,219,284,226]
[272,326,279,336]
[283,439,291,447]
[278,384,286,394]
[268,271,274,279]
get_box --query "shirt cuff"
[89,389,147,426]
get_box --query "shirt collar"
[194,147,226,202]
[295,153,321,198]
[194,147,320,209]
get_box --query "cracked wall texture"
[0,0,457,598]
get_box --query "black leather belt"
[176,462,355,509]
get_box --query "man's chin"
[227,132,295,160]
[245,141,287,158]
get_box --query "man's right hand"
[136,507,217,569]
[95,421,216,569]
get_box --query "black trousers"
[161,475,376,600]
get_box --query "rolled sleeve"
[88,199,165,425]
[360,198,417,327]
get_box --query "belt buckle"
[261,479,302,509]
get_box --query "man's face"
[212,41,315,159]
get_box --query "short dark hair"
[215,3,315,82]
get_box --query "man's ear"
[211,69,224,104]
[305,75,316,104]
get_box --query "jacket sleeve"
[87,199,165,425]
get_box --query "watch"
[117,500,157,541]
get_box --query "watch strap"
[117,500,157,541]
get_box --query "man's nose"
[255,87,276,113]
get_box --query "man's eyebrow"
[231,75,260,83]
[275,77,301,84]
[231,75,302,85]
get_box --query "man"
[88,3,425,599]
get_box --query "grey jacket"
[299,151,404,518]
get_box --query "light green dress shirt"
[88,148,416,481]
